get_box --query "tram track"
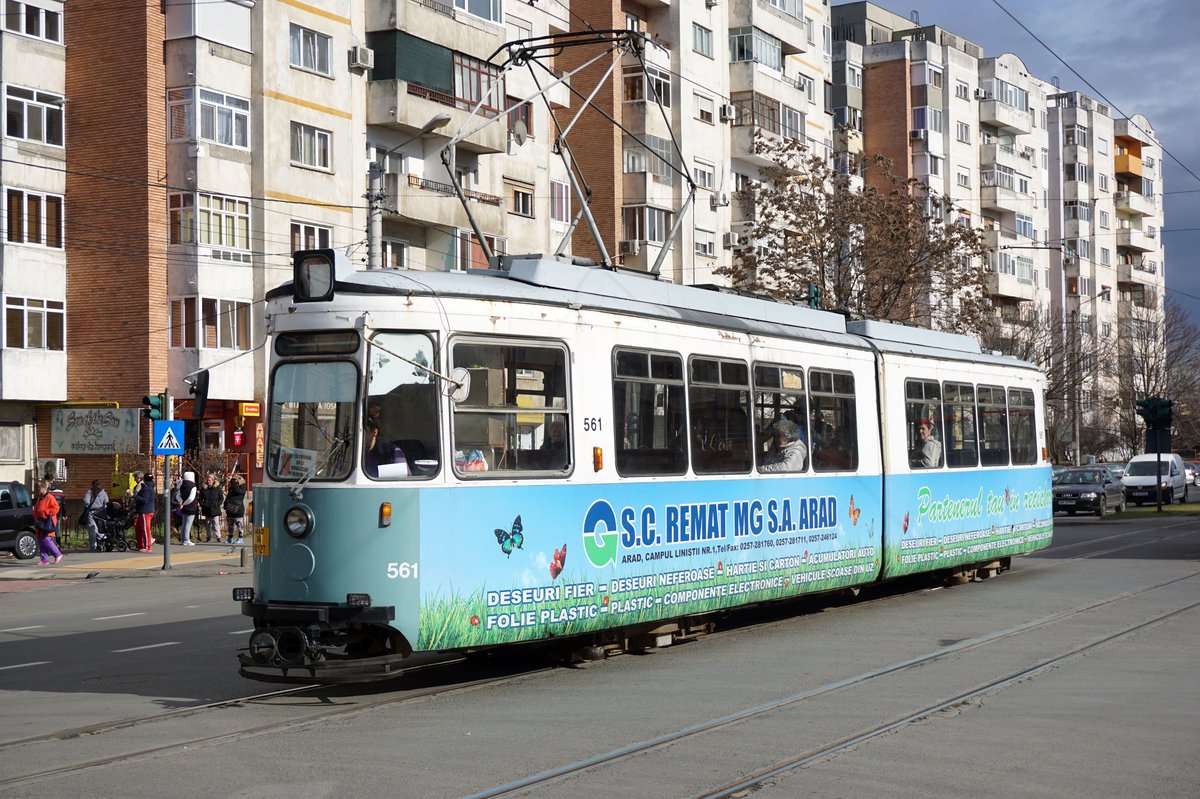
[1,522,1188,792]
[459,570,1199,799]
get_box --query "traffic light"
[808,282,822,309]
[1156,398,1173,427]
[1135,397,1155,424]
[141,393,165,421]
[190,369,210,419]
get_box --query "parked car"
[0,481,38,560]
[1122,453,1188,505]
[1105,462,1129,479]
[1186,460,1200,487]
[1053,467,1125,517]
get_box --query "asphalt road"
[1,514,1197,798]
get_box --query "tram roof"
[273,254,1036,370]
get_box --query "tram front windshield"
[268,361,357,481]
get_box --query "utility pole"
[366,114,451,270]
[162,388,172,571]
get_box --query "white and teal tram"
[235,251,1052,680]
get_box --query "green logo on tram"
[582,500,620,568]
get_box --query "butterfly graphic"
[902,512,910,535]
[550,543,567,580]
[848,495,861,526]
[494,515,524,557]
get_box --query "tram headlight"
[284,505,314,539]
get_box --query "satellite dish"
[444,367,472,404]
[510,119,528,147]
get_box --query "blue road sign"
[153,420,185,455]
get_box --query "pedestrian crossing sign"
[153,420,185,454]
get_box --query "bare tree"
[717,135,991,332]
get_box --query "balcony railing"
[412,0,455,18]
[407,81,501,118]
[408,173,501,206]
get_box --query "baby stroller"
[93,501,135,552]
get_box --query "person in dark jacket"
[198,472,225,543]
[224,474,247,545]
[132,471,157,553]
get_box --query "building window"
[625,11,639,31]
[290,122,331,169]
[170,297,251,351]
[730,91,780,134]
[169,193,195,244]
[729,27,782,71]
[455,0,501,23]
[956,121,971,143]
[912,106,943,133]
[762,0,802,19]
[793,72,816,104]
[1015,213,1034,239]
[955,80,970,100]
[957,169,971,189]
[1099,210,1110,228]
[291,222,331,251]
[3,1,61,43]
[847,64,863,89]
[694,159,715,190]
[1097,136,1109,155]
[695,229,715,257]
[1098,173,1109,191]
[1100,247,1111,266]
[781,105,804,141]
[507,95,533,135]
[289,23,331,75]
[623,134,674,183]
[198,193,250,253]
[457,230,505,271]
[4,296,63,350]
[4,85,63,146]
[454,52,505,117]
[506,180,534,217]
[693,23,712,57]
[5,188,62,247]
[550,180,571,224]
[928,155,941,176]
[382,239,406,269]
[167,88,250,148]
[623,65,672,107]
[622,205,673,243]
[695,92,715,124]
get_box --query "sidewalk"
[0,542,251,581]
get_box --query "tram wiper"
[290,433,348,501]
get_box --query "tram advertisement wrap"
[881,468,1053,578]
[416,476,882,650]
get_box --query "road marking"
[93,613,147,621]
[0,661,49,671]
[0,625,44,633]
[228,629,254,635]
[112,642,180,653]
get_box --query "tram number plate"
[253,527,270,557]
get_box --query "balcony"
[0,349,65,401]
[1117,256,1159,286]
[729,0,808,54]
[366,1,505,61]
[1116,226,1156,252]
[1114,118,1154,144]
[729,61,807,109]
[623,100,673,140]
[987,271,1035,302]
[368,80,506,154]
[1114,151,1142,177]
[979,99,1031,135]
[980,183,1025,213]
[979,143,1029,171]
[617,239,670,274]
[732,124,782,168]
[1114,190,1155,217]
[384,172,503,232]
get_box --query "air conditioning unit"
[910,129,928,141]
[349,46,375,70]
[974,88,992,100]
[722,231,742,249]
[709,192,730,210]
[1021,146,1034,159]
[38,458,67,481]
[719,103,737,123]
[618,239,641,256]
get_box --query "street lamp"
[366,113,452,270]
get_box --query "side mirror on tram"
[443,367,472,404]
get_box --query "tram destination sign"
[50,408,140,455]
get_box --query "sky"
[856,0,1200,323]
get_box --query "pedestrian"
[224,474,247,545]
[199,472,225,543]
[132,471,157,553]
[178,470,199,545]
[81,479,108,552]
[32,480,63,565]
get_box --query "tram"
[234,250,1052,681]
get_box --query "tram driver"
[364,418,410,478]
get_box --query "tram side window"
[905,379,944,469]
[364,332,440,479]
[943,382,978,468]
[977,385,1010,466]
[689,357,752,474]
[752,363,808,473]
[809,369,858,472]
[450,340,571,476]
[1008,388,1037,465]
[613,349,687,476]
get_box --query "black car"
[0,481,38,559]
[1053,467,1125,517]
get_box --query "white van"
[1122,453,1188,505]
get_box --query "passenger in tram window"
[759,419,807,473]
[910,417,943,469]
[539,419,569,468]
[364,418,409,478]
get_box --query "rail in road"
[0,516,1196,794]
